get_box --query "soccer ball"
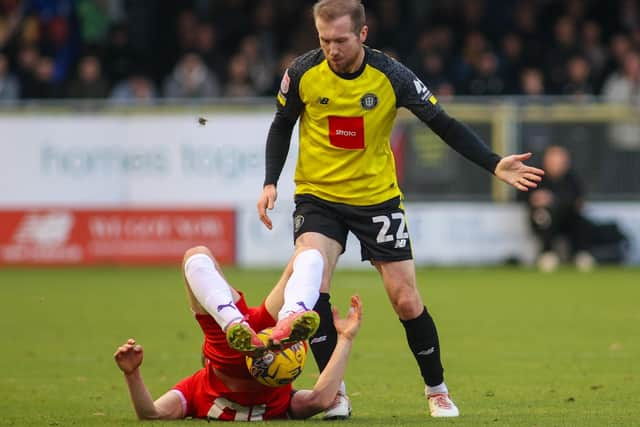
[245,328,308,387]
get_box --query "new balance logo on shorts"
[395,239,407,248]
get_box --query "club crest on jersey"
[360,93,378,110]
[294,215,305,232]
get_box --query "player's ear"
[359,25,368,43]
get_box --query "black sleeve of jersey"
[426,110,502,174]
[381,55,443,121]
[372,51,501,174]
[264,55,311,186]
[264,110,296,187]
[276,61,305,122]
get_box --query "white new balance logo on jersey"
[13,212,74,246]
[413,79,432,102]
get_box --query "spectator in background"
[76,0,111,46]
[602,33,631,85]
[416,51,451,96]
[0,0,22,49]
[602,50,640,194]
[545,16,578,93]
[66,54,109,98]
[512,0,544,67]
[562,54,594,99]
[252,0,278,78]
[562,0,588,23]
[21,55,62,98]
[269,50,297,95]
[103,24,136,86]
[0,51,19,100]
[15,43,38,95]
[618,0,640,33]
[373,0,412,58]
[407,27,454,70]
[520,67,546,97]
[525,145,594,272]
[500,32,524,94]
[0,19,7,49]
[463,50,505,96]
[110,74,157,103]
[223,52,257,98]
[407,29,437,75]
[21,0,80,84]
[434,81,455,98]
[193,21,226,86]
[238,35,275,95]
[602,50,640,149]
[451,31,487,88]
[581,21,608,91]
[2,0,640,100]
[163,52,220,98]
[457,0,491,39]
[175,9,198,53]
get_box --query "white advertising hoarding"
[237,202,538,268]
[237,202,640,267]
[1,113,638,265]
[0,113,297,206]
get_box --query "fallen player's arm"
[114,338,184,420]
[288,295,362,419]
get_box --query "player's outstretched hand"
[333,295,362,341]
[114,338,144,375]
[257,184,278,230]
[495,152,545,191]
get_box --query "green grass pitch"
[1,265,638,426]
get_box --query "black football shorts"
[292,194,413,262]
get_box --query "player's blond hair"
[312,0,366,34]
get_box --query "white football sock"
[426,382,449,396]
[184,253,243,330]
[278,249,324,320]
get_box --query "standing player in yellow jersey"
[257,0,545,419]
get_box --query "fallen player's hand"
[333,295,362,341]
[114,338,144,375]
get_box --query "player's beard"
[328,49,362,74]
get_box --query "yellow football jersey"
[276,47,441,206]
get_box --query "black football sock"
[401,306,444,387]
[309,292,337,372]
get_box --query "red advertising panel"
[0,209,235,265]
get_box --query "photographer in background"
[525,145,595,272]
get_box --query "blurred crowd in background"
[0,0,639,102]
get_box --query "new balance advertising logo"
[14,212,74,246]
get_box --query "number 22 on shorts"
[372,213,409,247]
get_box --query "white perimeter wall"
[1,112,638,266]
[237,201,640,267]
